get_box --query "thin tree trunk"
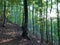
[50,18,53,45]
[57,0,60,45]
[22,0,28,38]
[39,0,43,43]
[50,0,52,13]
[3,0,6,27]
[46,0,48,43]
[32,4,34,34]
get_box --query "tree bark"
[22,0,28,38]
[57,0,60,45]
[3,0,6,27]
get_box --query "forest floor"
[0,21,48,45]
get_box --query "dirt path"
[0,22,48,45]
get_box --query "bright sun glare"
[29,2,60,19]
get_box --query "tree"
[22,0,30,39]
[3,0,6,27]
[57,0,60,45]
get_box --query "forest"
[0,0,60,45]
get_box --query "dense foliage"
[0,0,60,45]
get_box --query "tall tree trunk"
[22,0,28,38]
[46,0,48,43]
[50,0,52,13]
[57,0,60,45]
[39,0,43,43]
[50,18,53,45]
[32,4,34,34]
[3,0,6,27]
